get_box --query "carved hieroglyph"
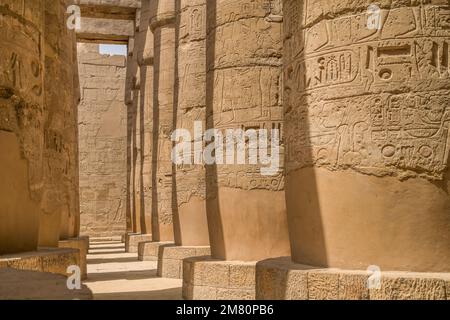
[284,0,450,181]
[150,0,176,242]
[0,0,44,254]
[206,0,290,261]
[173,0,209,246]
[40,0,80,246]
[209,0,285,192]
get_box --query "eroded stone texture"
[0,268,92,300]
[255,258,450,300]
[0,247,80,277]
[284,0,450,272]
[0,0,45,254]
[205,0,290,261]
[58,236,89,279]
[149,0,176,242]
[183,257,257,300]
[157,244,211,279]
[39,0,80,247]
[172,0,209,247]
[78,43,128,238]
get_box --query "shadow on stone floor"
[85,240,183,300]
[92,287,182,300]
[87,256,138,264]
[85,269,158,282]
[88,250,127,255]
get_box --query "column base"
[183,257,256,300]
[58,236,89,280]
[256,257,450,300]
[138,241,174,261]
[157,245,211,279]
[125,233,152,253]
[0,268,93,300]
[0,248,80,277]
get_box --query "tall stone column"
[284,0,450,273]
[125,37,136,235]
[125,5,153,253]
[156,0,211,280]
[0,0,45,254]
[137,1,153,235]
[173,0,209,248]
[253,0,450,300]
[149,0,176,242]
[205,0,289,261]
[39,0,80,247]
[183,0,290,299]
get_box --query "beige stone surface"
[183,257,256,300]
[205,0,290,261]
[136,0,153,236]
[77,17,134,44]
[157,245,210,279]
[59,236,89,279]
[0,268,92,300]
[0,0,45,255]
[148,0,176,242]
[125,233,153,253]
[255,258,450,300]
[78,43,128,238]
[172,0,210,248]
[40,0,80,247]
[0,248,80,277]
[138,241,174,261]
[283,1,450,272]
[85,240,182,300]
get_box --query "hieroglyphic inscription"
[284,2,450,180]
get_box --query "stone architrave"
[283,0,450,272]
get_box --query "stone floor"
[84,240,182,300]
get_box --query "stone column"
[183,0,290,299]
[205,0,289,262]
[39,0,79,247]
[284,0,450,273]
[138,0,177,260]
[0,0,45,254]
[125,5,153,253]
[137,1,153,235]
[156,0,211,279]
[253,0,450,300]
[149,0,176,242]
[173,0,209,247]
[125,37,136,236]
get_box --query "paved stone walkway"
[84,240,182,300]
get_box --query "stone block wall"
[78,43,128,237]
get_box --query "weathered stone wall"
[78,43,128,238]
